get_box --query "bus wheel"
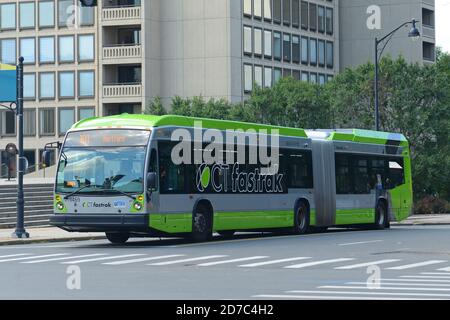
[218,230,235,238]
[192,205,213,242]
[374,202,387,230]
[294,202,310,235]
[106,232,130,244]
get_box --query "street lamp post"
[374,19,421,131]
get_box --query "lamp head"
[408,19,421,41]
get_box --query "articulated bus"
[44,114,413,244]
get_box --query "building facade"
[0,0,435,178]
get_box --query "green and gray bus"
[45,114,413,244]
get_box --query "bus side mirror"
[147,172,157,190]
[42,151,52,168]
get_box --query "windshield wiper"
[100,188,137,200]
[63,185,91,200]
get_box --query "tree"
[144,96,166,115]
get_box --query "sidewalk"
[392,214,450,226]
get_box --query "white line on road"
[239,257,311,268]
[287,290,450,298]
[386,260,447,270]
[320,285,450,292]
[22,254,108,264]
[0,253,68,263]
[338,240,383,246]
[284,258,355,269]
[198,256,269,267]
[252,294,431,300]
[103,255,185,265]
[421,272,450,275]
[438,266,450,272]
[61,254,146,264]
[335,259,401,270]
[347,281,450,287]
[0,254,31,259]
[378,278,450,283]
[400,275,450,280]
[148,255,228,266]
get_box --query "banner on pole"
[0,63,17,103]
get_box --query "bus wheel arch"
[191,199,214,242]
[293,198,310,235]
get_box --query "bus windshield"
[56,129,151,195]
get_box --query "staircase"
[0,184,54,229]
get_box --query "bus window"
[354,158,370,194]
[285,150,313,189]
[158,142,185,194]
[148,149,158,191]
[386,159,404,189]
[335,154,352,194]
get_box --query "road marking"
[103,255,185,265]
[386,260,447,270]
[379,278,450,283]
[347,281,450,287]
[287,290,450,298]
[61,254,145,264]
[338,240,383,246]
[239,257,311,268]
[148,255,228,266]
[198,256,269,267]
[0,253,67,263]
[320,285,450,292]
[400,275,450,280]
[421,272,450,275]
[284,258,355,269]
[335,259,401,270]
[438,266,450,272]
[252,294,430,300]
[22,254,107,264]
[0,254,30,259]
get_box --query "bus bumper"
[50,214,150,233]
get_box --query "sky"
[436,0,450,53]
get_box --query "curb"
[393,222,450,226]
[0,235,106,246]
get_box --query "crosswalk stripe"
[198,256,269,267]
[347,281,450,287]
[438,266,450,272]
[103,255,185,265]
[22,254,107,264]
[284,258,355,269]
[148,255,228,266]
[253,294,430,300]
[61,254,145,264]
[421,272,450,276]
[320,285,450,292]
[287,290,450,298]
[400,275,450,280]
[335,259,401,270]
[0,254,30,259]
[380,278,450,283]
[386,260,447,270]
[239,257,311,268]
[0,254,67,263]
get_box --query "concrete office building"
[0,0,435,178]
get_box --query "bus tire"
[218,230,235,238]
[293,202,310,235]
[374,202,387,230]
[106,232,130,244]
[191,204,213,242]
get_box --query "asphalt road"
[1,225,450,300]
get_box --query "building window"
[292,35,300,64]
[273,68,282,84]
[326,7,333,35]
[301,36,308,64]
[20,38,36,65]
[79,6,94,26]
[292,0,300,28]
[254,28,263,57]
[0,111,16,136]
[59,72,75,98]
[19,2,35,29]
[24,74,36,100]
[264,67,272,88]
[292,70,300,80]
[59,36,74,62]
[283,33,291,62]
[244,26,252,56]
[39,37,55,64]
[310,38,317,66]
[244,0,252,17]
[24,109,36,137]
[59,108,75,135]
[327,75,334,82]
[301,1,308,30]
[310,73,317,84]
[78,34,95,61]
[244,64,253,93]
[318,40,325,67]
[309,3,317,31]
[58,0,73,27]
[283,69,291,78]
[39,109,55,136]
[273,0,281,24]
[264,30,272,58]
[273,31,282,60]
[423,42,436,61]
[318,6,325,33]
[326,41,334,68]
[422,8,435,28]
[39,1,55,28]
[319,73,326,85]
[39,73,55,100]
[254,65,263,87]
[254,0,262,19]
[0,3,16,30]
[283,0,291,26]
[78,107,95,120]
[301,71,309,82]
[79,71,95,98]
[1,39,16,65]
[263,0,272,21]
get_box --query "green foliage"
[144,96,166,116]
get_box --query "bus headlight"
[133,202,143,211]
[56,202,65,211]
